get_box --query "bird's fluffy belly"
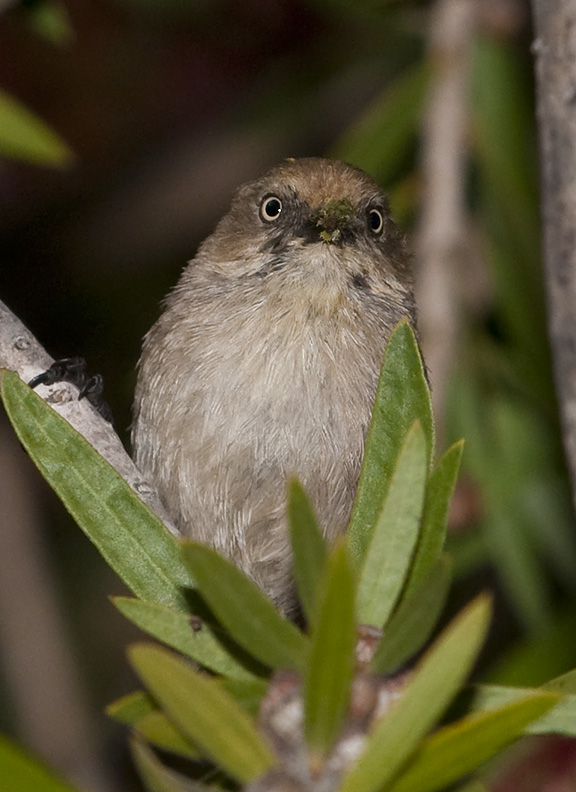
[141,319,376,608]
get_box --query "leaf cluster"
[2,321,575,792]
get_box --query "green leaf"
[356,421,428,627]
[481,401,554,632]
[0,735,80,792]
[129,644,275,784]
[182,543,308,672]
[544,668,576,693]
[471,36,540,289]
[287,478,328,621]
[388,692,558,792]
[26,0,74,46]
[453,781,489,792]
[402,440,464,600]
[522,475,576,595]
[332,62,429,185]
[339,595,492,792]
[131,738,210,792]
[134,712,202,761]
[221,677,269,718]
[108,691,205,760]
[470,684,576,737]
[0,89,74,167]
[372,555,452,674]
[1,371,195,611]
[348,319,433,562]
[484,605,576,687]
[449,375,552,633]
[371,441,463,671]
[486,507,550,633]
[113,681,268,764]
[106,690,156,725]
[304,542,357,757]
[113,597,260,681]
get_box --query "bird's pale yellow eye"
[368,208,384,235]
[259,194,283,223]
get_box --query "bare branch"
[0,298,180,537]
[415,0,476,434]
[531,0,576,506]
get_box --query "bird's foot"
[29,357,114,423]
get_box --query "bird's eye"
[368,208,384,236]
[259,194,283,223]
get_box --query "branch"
[531,0,576,506]
[0,298,180,537]
[414,0,476,434]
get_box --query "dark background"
[2,1,576,789]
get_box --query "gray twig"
[0,297,180,536]
[414,0,476,436]
[531,0,576,508]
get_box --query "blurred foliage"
[0,734,81,792]
[23,0,74,46]
[1,0,576,789]
[5,322,574,792]
[0,0,74,162]
[444,35,576,641]
[0,88,74,166]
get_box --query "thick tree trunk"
[532,0,576,506]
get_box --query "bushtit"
[132,158,416,612]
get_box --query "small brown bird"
[132,157,416,612]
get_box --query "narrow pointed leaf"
[451,379,553,633]
[134,712,202,760]
[348,320,433,562]
[129,644,275,783]
[401,439,464,602]
[388,692,558,792]
[107,690,230,760]
[357,421,428,627]
[113,597,260,681]
[221,677,269,718]
[0,735,80,792]
[1,371,194,610]
[372,556,452,673]
[0,89,74,167]
[183,543,308,672]
[106,690,156,725]
[287,478,328,621]
[131,738,210,792]
[304,542,357,757]
[108,675,268,729]
[339,595,492,792]
[470,684,576,737]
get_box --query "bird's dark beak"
[314,198,355,245]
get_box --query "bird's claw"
[29,358,113,424]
